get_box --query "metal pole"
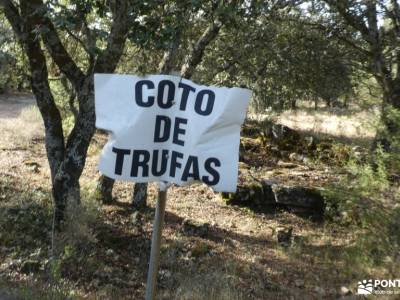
[145,182,168,300]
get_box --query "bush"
[323,147,399,272]
[0,51,15,93]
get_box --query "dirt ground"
[0,94,394,299]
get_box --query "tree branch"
[180,18,223,78]
[298,18,372,57]
[25,0,85,89]
[324,0,372,43]
[94,0,130,73]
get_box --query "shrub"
[323,147,399,272]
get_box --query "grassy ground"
[265,103,378,148]
[0,95,398,299]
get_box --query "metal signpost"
[145,182,168,300]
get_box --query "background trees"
[1,0,399,224]
[1,1,400,298]
[198,5,356,111]
[319,0,400,172]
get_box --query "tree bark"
[2,0,68,225]
[291,99,297,110]
[180,19,223,78]
[96,175,115,204]
[324,0,400,153]
[132,183,148,210]
[2,0,130,226]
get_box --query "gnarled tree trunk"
[2,0,130,227]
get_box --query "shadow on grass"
[0,178,358,300]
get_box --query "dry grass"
[0,102,43,149]
[172,273,243,300]
[278,108,377,140]
[0,95,398,299]
[250,105,379,147]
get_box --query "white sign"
[94,74,251,192]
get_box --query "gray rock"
[270,184,325,216]
[340,286,352,296]
[225,178,325,219]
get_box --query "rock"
[258,121,302,150]
[240,137,263,152]
[277,160,298,168]
[269,146,281,157]
[245,118,307,151]
[131,211,142,225]
[314,286,325,295]
[159,269,172,279]
[289,153,304,162]
[225,177,325,219]
[23,160,41,173]
[20,259,40,274]
[276,227,293,247]
[294,279,305,288]
[241,121,261,138]
[242,119,330,162]
[280,150,290,158]
[304,136,316,149]
[269,184,325,218]
[181,219,210,238]
[340,286,351,296]
[224,180,265,207]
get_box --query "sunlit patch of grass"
[0,105,43,149]
[250,105,379,147]
[276,107,378,144]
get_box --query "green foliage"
[384,107,400,176]
[49,79,76,133]
[199,8,356,112]
[0,15,29,92]
[323,147,399,272]
[0,51,14,92]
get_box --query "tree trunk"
[2,0,130,227]
[132,183,148,209]
[325,98,331,108]
[374,88,400,152]
[180,19,223,78]
[52,174,80,225]
[96,174,115,204]
[343,94,349,108]
[291,99,297,110]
